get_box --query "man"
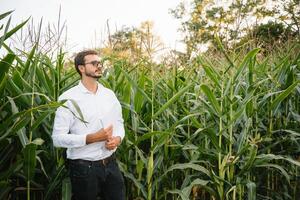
[52,50,125,200]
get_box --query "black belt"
[69,153,116,166]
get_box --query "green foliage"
[101,21,163,63]
[172,0,300,57]
[253,22,296,42]
[104,40,300,199]
[0,11,78,199]
[0,10,300,200]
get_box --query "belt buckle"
[101,157,108,166]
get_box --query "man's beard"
[85,71,101,79]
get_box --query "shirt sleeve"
[52,99,87,148]
[112,97,125,141]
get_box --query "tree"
[171,0,300,57]
[271,0,300,37]
[253,21,297,43]
[101,21,164,63]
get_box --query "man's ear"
[78,65,85,74]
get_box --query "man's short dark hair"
[74,50,98,76]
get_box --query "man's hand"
[101,125,113,141]
[105,136,121,150]
[86,125,113,144]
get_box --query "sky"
[0,0,186,54]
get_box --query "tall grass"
[0,11,300,200]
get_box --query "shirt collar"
[78,81,102,94]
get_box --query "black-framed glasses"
[84,60,102,67]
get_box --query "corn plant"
[0,11,78,199]
[101,40,300,200]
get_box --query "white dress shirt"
[52,81,125,161]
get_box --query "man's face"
[81,54,102,79]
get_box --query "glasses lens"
[91,61,101,67]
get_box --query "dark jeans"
[69,157,125,200]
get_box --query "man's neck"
[81,77,98,94]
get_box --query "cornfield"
[0,11,300,200]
